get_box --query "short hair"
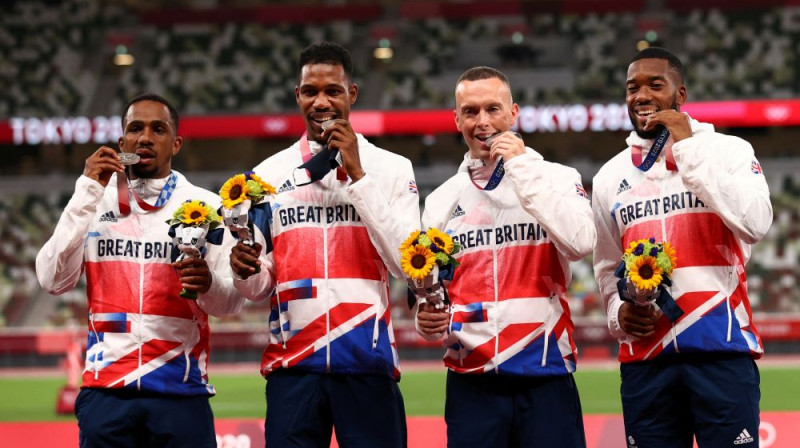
[122,93,180,133]
[456,66,511,88]
[297,41,354,81]
[630,47,685,83]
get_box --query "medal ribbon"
[297,133,347,185]
[118,170,178,216]
[469,159,505,191]
[631,128,670,172]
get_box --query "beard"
[630,99,680,139]
[131,164,157,179]
[634,123,666,140]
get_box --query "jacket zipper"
[658,178,680,354]
[726,267,734,342]
[183,317,193,382]
[276,290,288,349]
[324,220,331,373]
[372,264,385,350]
[491,202,500,373]
[137,232,145,390]
[541,292,554,367]
[89,309,100,380]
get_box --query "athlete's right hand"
[230,241,262,279]
[417,302,450,336]
[618,301,659,338]
[83,146,124,187]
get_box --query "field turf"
[1,366,799,422]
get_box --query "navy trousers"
[75,388,216,448]
[620,353,760,448]
[444,370,586,448]
[264,370,407,448]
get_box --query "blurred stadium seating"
[5,0,800,118]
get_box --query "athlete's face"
[296,63,358,145]
[119,100,182,179]
[626,58,686,139]
[454,77,519,161]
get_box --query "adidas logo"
[277,180,294,193]
[733,429,754,445]
[99,211,117,223]
[617,179,631,194]
[451,205,465,219]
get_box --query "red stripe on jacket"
[623,212,743,268]
[273,227,384,282]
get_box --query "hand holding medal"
[293,119,347,186]
[486,131,525,162]
[118,152,140,166]
[469,131,523,191]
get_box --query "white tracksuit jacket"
[36,171,243,395]
[592,115,773,363]
[419,149,595,376]
[233,134,420,379]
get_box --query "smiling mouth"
[475,133,495,146]
[635,108,658,118]
[313,116,337,127]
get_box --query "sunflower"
[220,174,249,208]
[624,239,641,255]
[427,228,454,254]
[401,244,436,280]
[180,200,209,226]
[399,230,421,252]
[629,256,664,291]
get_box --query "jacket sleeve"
[591,173,627,339]
[504,152,597,261]
[35,175,104,295]
[672,133,772,244]
[347,157,421,279]
[196,229,247,316]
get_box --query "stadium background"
[1,0,800,446]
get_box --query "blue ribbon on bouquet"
[614,260,684,322]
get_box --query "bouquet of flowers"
[167,199,223,299]
[615,237,683,321]
[400,228,461,309]
[219,172,276,246]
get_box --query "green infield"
[1,366,798,422]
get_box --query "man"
[36,93,243,448]
[229,42,418,448]
[415,66,595,448]
[592,47,772,448]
